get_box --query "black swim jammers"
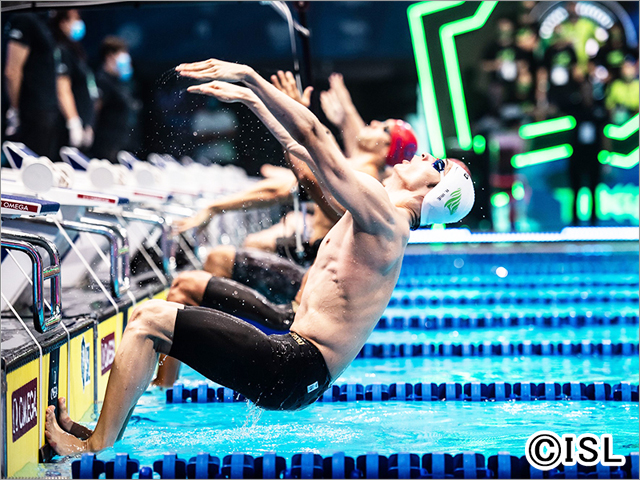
[168,306,332,410]
[232,248,306,304]
[201,276,295,331]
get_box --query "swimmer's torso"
[291,209,408,379]
[309,208,334,244]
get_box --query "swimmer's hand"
[260,163,295,180]
[328,73,353,106]
[176,58,249,82]
[174,207,215,234]
[320,89,346,126]
[270,70,313,108]
[187,81,250,103]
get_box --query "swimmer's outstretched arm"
[322,73,366,158]
[186,80,345,222]
[175,175,296,233]
[177,59,397,234]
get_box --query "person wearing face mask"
[3,12,60,159]
[91,36,137,163]
[51,9,97,153]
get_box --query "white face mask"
[419,163,475,227]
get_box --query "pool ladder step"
[165,381,639,404]
[71,450,639,478]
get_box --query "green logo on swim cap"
[445,188,462,215]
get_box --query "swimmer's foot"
[57,398,93,440]
[45,406,87,456]
[57,397,73,431]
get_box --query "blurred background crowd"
[1,1,638,232]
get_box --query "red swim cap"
[386,120,418,166]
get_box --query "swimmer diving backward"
[44,57,474,455]
[151,70,421,387]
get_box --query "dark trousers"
[17,109,59,160]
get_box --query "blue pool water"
[98,397,637,463]
[340,357,639,384]
[33,247,639,478]
[39,356,636,477]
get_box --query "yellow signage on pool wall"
[6,361,40,477]
[68,329,95,423]
[97,313,124,401]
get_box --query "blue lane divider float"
[167,384,245,404]
[387,288,639,308]
[357,340,639,358]
[395,273,639,289]
[376,311,640,330]
[166,381,638,404]
[72,451,639,478]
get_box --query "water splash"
[241,400,264,430]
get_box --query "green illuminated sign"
[576,186,592,222]
[597,183,639,222]
[553,184,639,223]
[440,1,497,150]
[408,1,497,156]
[552,188,575,224]
[408,1,464,158]
[512,145,573,169]
[518,116,576,139]
[512,181,525,201]
[491,191,510,208]
[598,147,639,169]
[599,115,639,169]
[603,114,639,141]
[472,135,486,155]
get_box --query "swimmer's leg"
[203,245,236,277]
[229,248,306,304]
[167,270,295,329]
[151,271,214,387]
[151,354,182,388]
[154,270,295,387]
[46,300,181,454]
[199,275,295,330]
[57,397,93,440]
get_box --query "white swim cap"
[419,162,474,226]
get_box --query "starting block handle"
[1,229,62,333]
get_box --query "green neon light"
[577,187,592,222]
[440,2,497,151]
[512,181,525,201]
[511,144,573,169]
[553,188,575,224]
[491,192,510,208]
[489,138,500,163]
[598,147,639,169]
[431,223,446,230]
[603,114,639,141]
[554,184,639,223]
[408,1,464,158]
[597,183,639,222]
[472,135,486,155]
[519,116,577,139]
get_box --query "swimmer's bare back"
[290,172,410,379]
